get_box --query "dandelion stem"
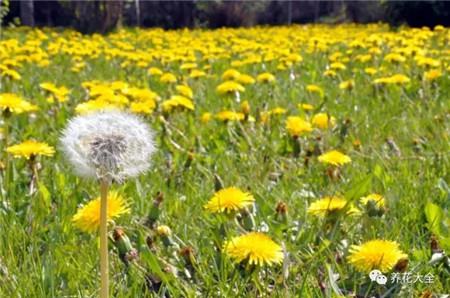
[100,178,109,298]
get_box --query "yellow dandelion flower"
[330,62,346,70]
[161,95,194,112]
[156,225,172,236]
[286,116,312,137]
[318,150,351,166]
[175,85,193,99]
[0,93,38,114]
[257,72,276,83]
[364,67,377,75]
[348,240,408,273]
[204,187,254,213]
[189,69,206,79]
[312,113,336,129]
[75,99,121,115]
[360,193,385,207]
[224,232,283,266]
[6,140,55,159]
[216,81,245,95]
[306,84,324,97]
[1,68,21,80]
[308,196,360,217]
[222,69,241,81]
[424,69,442,81]
[216,110,245,122]
[129,100,156,115]
[72,191,130,233]
[201,112,212,123]
[237,74,255,85]
[339,80,355,90]
[300,103,314,111]
[160,73,177,83]
[148,67,163,76]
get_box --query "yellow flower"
[224,232,283,266]
[339,80,354,90]
[189,69,206,79]
[308,196,360,217]
[364,67,377,75]
[300,103,314,111]
[129,100,156,115]
[312,113,336,129]
[348,240,407,273]
[160,73,177,83]
[329,62,346,70]
[286,116,312,137]
[222,69,241,81]
[148,67,163,76]
[0,68,21,80]
[373,74,410,85]
[75,99,121,114]
[0,93,38,114]
[237,74,255,85]
[6,140,55,159]
[360,193,385,207]
[270,107,286,115]
[175,85,193,99]
[204,187,254,213]
[180,63,197,70]
[257,72,275,83]
[384,53,406,63]
[72,191,130,233]
[216,110,245,122]
[306,84,324,97]
[201,112,212,123]
[318,150,351,166]
[240,100,250,115]
[324,70,337,77]
[216,81,245,95]
[161,95,194,112]
[424,69,442,81]
[40,82,70,103]
[156,225,172,236]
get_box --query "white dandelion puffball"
[60,110,156,182]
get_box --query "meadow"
[0,24,449,297]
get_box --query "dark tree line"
[2,0,450,34]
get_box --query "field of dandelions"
[0,24,449,297]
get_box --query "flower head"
[318,150,351,166]
[348,240,407,273]
[72,191,130,233]
[7,140,55,159]
[308,196,360,217]
[0,93,38,114]
[216,110,245,122]
[204,187,254,213]
[286,116,312,137]
[360,193,385,207]
[216,81,245,95]
[312,113,336,129]
[60,110,155,182]
[224,232,283,266]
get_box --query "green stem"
[100,179,109,298]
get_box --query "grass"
[0,24,449,297]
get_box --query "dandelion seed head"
[60,110,156,182]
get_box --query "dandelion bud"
[147,192,163,227]
[112,227,138,265]
[240,100,250,117]
[179,246,196,267]
[352,139,361,151]
[393,258,409,273]
[275,201,288,224]
[156,225,176,247]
